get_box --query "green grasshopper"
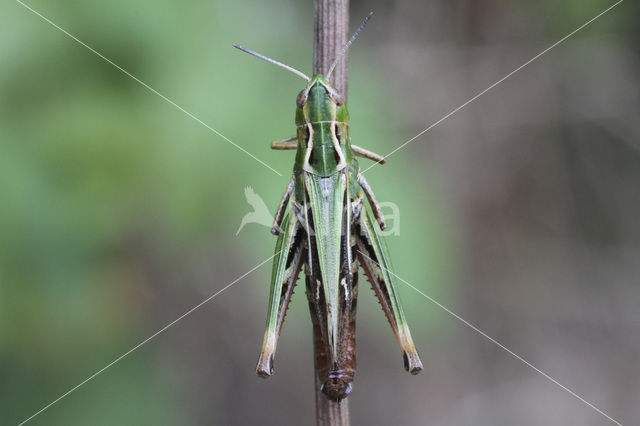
[234,15,421,401]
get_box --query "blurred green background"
[2,0,638,425]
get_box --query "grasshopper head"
[296,75,343,108]
[295,75,349,127]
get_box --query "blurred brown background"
[1,0,638,425]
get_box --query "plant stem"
[311,1,350,425]
[314,0,349,98]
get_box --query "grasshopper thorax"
[295,75,351,177]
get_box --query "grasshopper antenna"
[233,44,310,82]
[326,11,374,79]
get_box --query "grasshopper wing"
[356,205,423,374]
[304,172,348,366]
[256,211,304,377]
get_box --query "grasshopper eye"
[296,88,309,108]
[326,86,344,106]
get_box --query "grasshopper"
[234,15,422,401]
